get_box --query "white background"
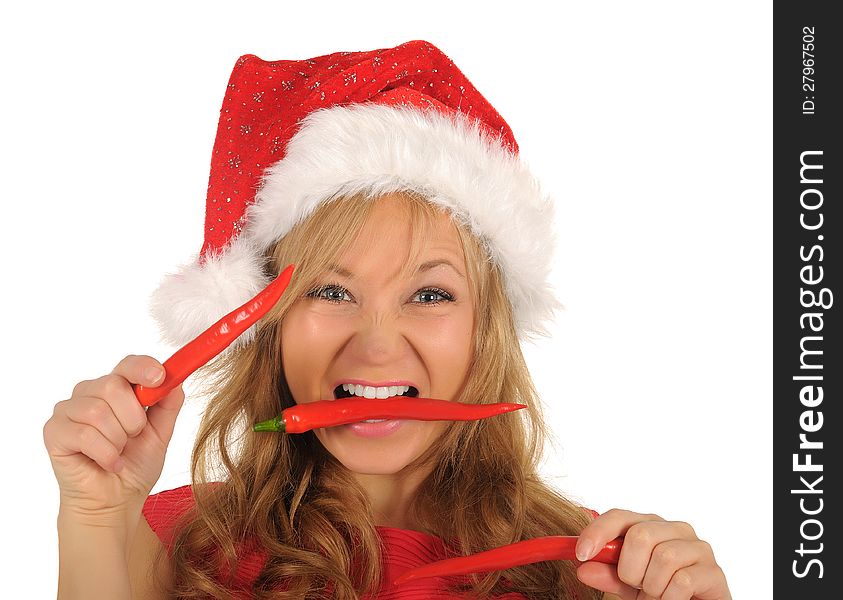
[1,1,770,597]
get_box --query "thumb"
[145,384,185,446]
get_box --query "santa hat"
[151,40,557,348]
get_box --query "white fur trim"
[150,238,269,347]
[152,103,558,347]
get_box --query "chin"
[341,461,410,476]
[330,446,421,475]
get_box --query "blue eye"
[413,288,454,305]
[307,284,351,303]
[306,284,454,305]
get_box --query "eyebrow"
[417,259,465,278]
[325,258,465,279]
[325,264,354,278]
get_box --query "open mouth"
[333,384,420,400]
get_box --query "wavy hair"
[161,192,600,600]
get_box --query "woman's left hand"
[575,509,731,600]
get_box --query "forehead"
[335,194,466,275]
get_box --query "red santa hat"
[151,40,558,348]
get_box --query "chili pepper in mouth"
[134,264,295,407]
[253,397,527,433]
[392,536,623,586]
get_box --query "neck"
[353,468,430,530]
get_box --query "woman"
[44,41,731,599]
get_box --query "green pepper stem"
[253,415,285,432]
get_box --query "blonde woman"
[44,41,731,600]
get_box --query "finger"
[72,355,164,433]
[576,562,637,600]
[639,539,712,598]
[63,396,129,453]
[661,563,728,600]
[577,509,664,561]
[110,354,167,388]
[45,419,124,473]
[78,373,149,438]
[618,520,699,589]
[145,384,186,446]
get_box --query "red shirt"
[143,485,529,599]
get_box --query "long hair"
[162,192,600,599]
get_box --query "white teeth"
[341,383,411,399]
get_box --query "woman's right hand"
[43,355,185,519]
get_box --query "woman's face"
[281,194,475,475]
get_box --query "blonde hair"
[163,192,600,599]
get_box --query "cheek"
[416,309,475,388]
[281,308,349,400]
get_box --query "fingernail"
[576,540,594,562]
[145,367,164,384]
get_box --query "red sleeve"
[142,484,196,551]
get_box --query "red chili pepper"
[134,264,295,407]
[392,536,623,586]
[253,397,527,433]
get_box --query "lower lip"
[343,419,404,438]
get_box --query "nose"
[346,313,409,365]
